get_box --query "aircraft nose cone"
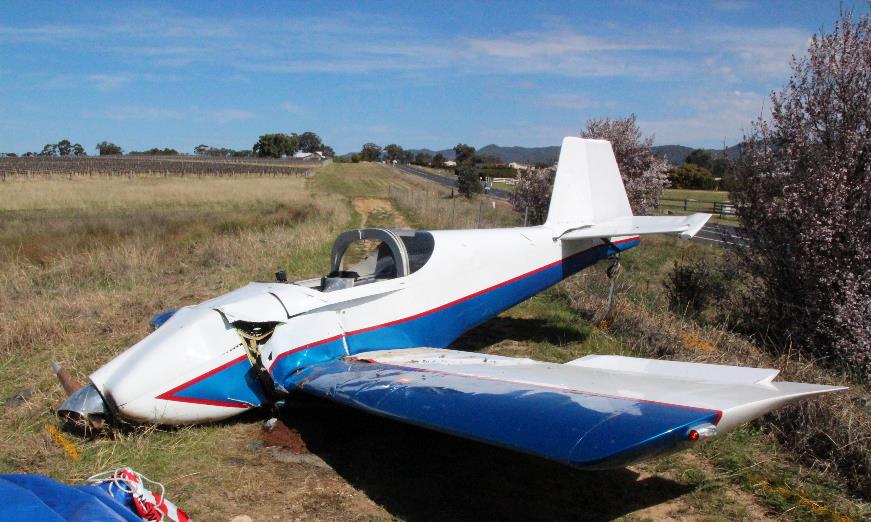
[58,384,111,435]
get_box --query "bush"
[512,169,554,224]
[664,257,743,324]
[582,114,669,214]
[668,163,717,190]
[456,165,482,197]
[734,8,871,380]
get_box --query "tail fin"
[545,137,632,229]
[544,137,711,241]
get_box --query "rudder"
[545,137,633,229]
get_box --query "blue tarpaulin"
[0,474,142,521]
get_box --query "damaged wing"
[293,348,844,469]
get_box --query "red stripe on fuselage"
[160,236,640,405]
[280,236,639,358]
[156,354,250,408]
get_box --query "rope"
[87,467,167,521]
[604,254,622,318]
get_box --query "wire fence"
[657,198,737,219]
[388,185,524,229]
[0,156,321,179]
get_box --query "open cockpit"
[293,228,435,292]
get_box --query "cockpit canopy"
[320,228,434,292]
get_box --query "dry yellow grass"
[0,175,316,211]
[0,173,362,518]
[390,186,520,230]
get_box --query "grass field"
[662,189,730,203]
[0,166,867,520]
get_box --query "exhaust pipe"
[53,362,110,434]
[51,361,82,395]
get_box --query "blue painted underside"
[149,308,178,329]
[171,358,267,407]
[269,337,348,385]
[296,358,717,469]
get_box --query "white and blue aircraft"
[60,138,843,469]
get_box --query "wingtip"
[679,213,712,240]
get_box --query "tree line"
[343,141,510,169]
[3,131,335,159]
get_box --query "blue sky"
[1,1,866,155]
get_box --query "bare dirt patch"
[351,197,407,229]
[262,420,311,454]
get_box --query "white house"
[293,151,326,161]
[508,161,531,171]
[444,160,457,167]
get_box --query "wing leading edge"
[292,348,843,469]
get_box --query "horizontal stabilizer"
[557,214,711,241]
[292,348,845,468]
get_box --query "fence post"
[450,197,456,227]
[684,199,688,211]
[523,207,528,227]
[477,200,483,228]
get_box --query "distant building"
[508,161,531,171]
[444,160,457,167]
[293,151,325,161]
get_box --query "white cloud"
[543,94,615,110]
[2,12,813,85]
[639,90,767,146]
[202,109,256,123]
[712,1,752,12]
[478,122,580,147]
[87,73,133,91]
[104,106,183,121]
[280,102,305,114]
[703,27,809,80]
[463,30,655,59]
[0,24,85,43]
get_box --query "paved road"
[395,164,514,200]
[394,163,747,247]
[691,222,750,248]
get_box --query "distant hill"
[651,145,694,164]
[651,144,742,164]
[406,145,561,164]
[400,143,742,165]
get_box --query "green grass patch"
[663,189,730,203]
[699,427,870,520]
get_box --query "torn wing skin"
[292,349,845,469]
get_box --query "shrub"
[664,256,743,325]
[511,115,668,220]
[456,164,482,198]
[734,8,871,380]
[668,163,717,190]
[511,169,554,224]
[581,114,669,214]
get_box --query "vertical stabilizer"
[545,138,633,231]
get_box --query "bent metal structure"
[60,138,844,469]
